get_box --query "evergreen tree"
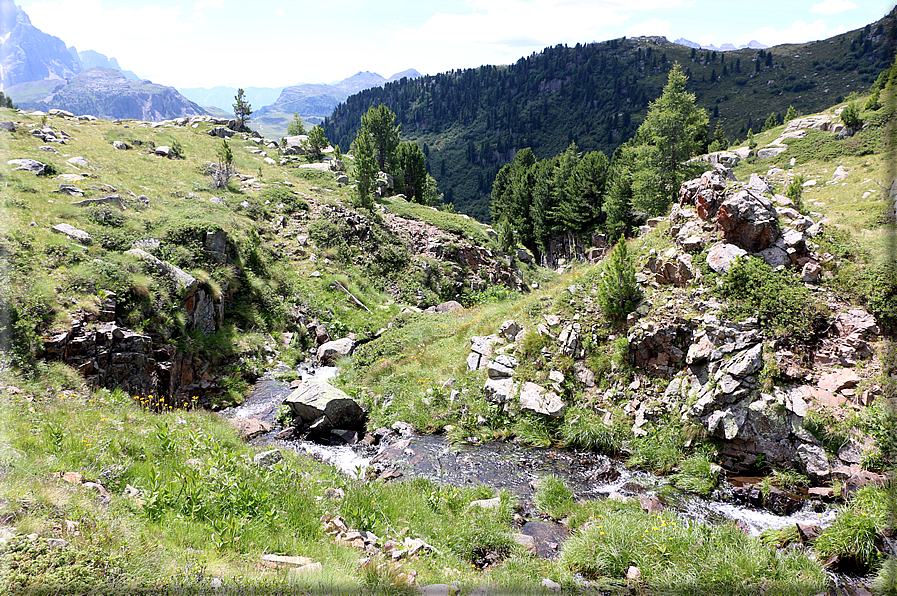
[395,142,428,204]
[287,113,306,136]
[302,126,329,159]
[620,63,708,216]
[359,104,400,172]
[233,88,252,131]
[784,105,797,123]
[708,122,729,152]
[557,150,609,235]
[351,128,377,210]
[596,239,641,325]
[763,112,780,131]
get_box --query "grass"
[558,498,827,595]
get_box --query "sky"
[16,0,896,89]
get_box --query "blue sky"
[17,0,895,89]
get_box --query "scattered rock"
[229,417,273,441]
[706,242,747,273]
[254,449,283,467]
[7,158,49,175]
[519,382,565,417]
[284,378,365,434]
[318,337,355,365]
[51,223,91,244]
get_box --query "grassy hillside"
[324,9,895,221]
[0,84,894,594]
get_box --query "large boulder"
[717,190,780,252]
[8,158,50,175]
[706,242,747,274]
[519,382,565,417]
[284,379,365,433]
[318,337,355,365]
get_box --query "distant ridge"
[674,37,769,51]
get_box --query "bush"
[840,102,863,128]
[561,406,621,454]
[718,257,821,344]
[670,452,721,495]
[595,240,641,325]
[814,486,889,572]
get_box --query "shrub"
[670,452,721,496]
[717,257,821,345]
[784,174,806,211]
[814,486,889,572]
[840,102,863,128]
[561,406,621,454]
[595,240,641,325]
[627,420,685,474]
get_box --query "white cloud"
[626,19,671,39]
[736,19,837,47]
[193,0,224,24]
[811,0,857,15]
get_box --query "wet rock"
[519,382,565,417]
[797,443,831,483]
[284,379,365,434]
[638,494,664,514]
[763,486,803,516]
[511,533,536,554]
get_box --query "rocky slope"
[8,68,208,120]
[0,0,81,88]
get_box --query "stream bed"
[224,374,839,538]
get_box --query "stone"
[324,487,345,500]
[468,497,501,510]
[7,158,49,175]
[470,335,501,357]
[284,378,365,432]
[289,562,323,574]
[541,578,562,593]
[519,382,565,417]
[0,121,15,132]
[126,248,198,296]
[707,406,747,440]
[499,320,521,341]
[797,443,830,482]
[487,360,515,379]
[466,352,482,372]
[260,554,314,567]
[51,223,91,244]
[254,449,283,467]
[154,146,172,157]
[626,565,642,581]
[748,173,773,195]
[483,377,517,405]
[67,156,89,168]
[832,165,849,182]
[764,487,803,516]
[511,533,536,554]
[706,242,747,273]
[758,246,790,269]
[717,190,780,252]
[112,140,128,150]
[433,301,462,313]
[317,337,355,365]
[726,344,763,377]
[801,261,822,282]
[638,494,664,514]
[837,439,865,465]
[818,370,860,393]
[757,146,787,160]
[58,184,84,197]
[229,417,273,441]
[62,472,83,484]
[46,538,70,549]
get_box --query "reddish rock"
[61,472,83,484]
[818,370,860,393]
[229,417,273,441]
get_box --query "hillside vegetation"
[324,10,896,221]
[0,54,895,595]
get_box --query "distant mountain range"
[7,68,207,121]
[673,38,768,52]
[180,69,423,139]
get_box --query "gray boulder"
[284,379,365,432]
[318,337,355,365]
[125,248,198,296]
[519,382,565,417]
[706,242,747,273]
[8,158,49,175]
[51,223,91,244]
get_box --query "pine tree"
[395,142,428,203]
[302,126,329,159]
[784,105,797,123]
[351,128,377,210]
[359,104,400,172]
[233,88,252,131]
[596,239,641,325]
[287,113,306,136]
[625,63,708,216]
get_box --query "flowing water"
[224,374,838,537]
